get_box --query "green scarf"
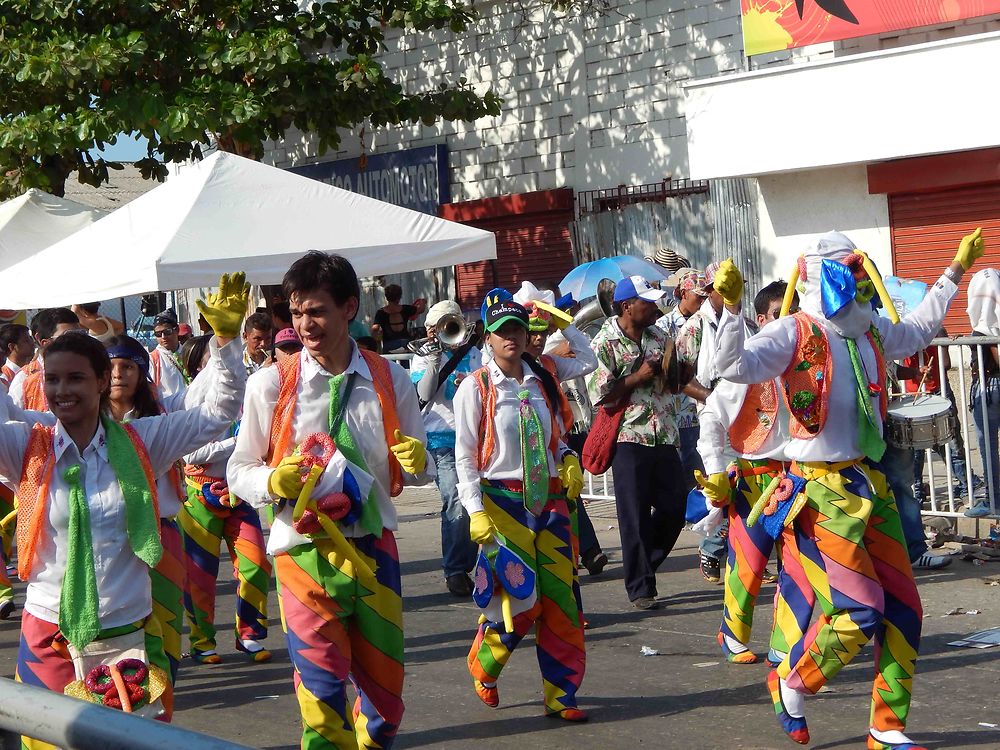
[58,416,163,650]
[328,374,383,536]
[845,338,886,462]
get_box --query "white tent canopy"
[0,189,106,274]
[0,152,496,309]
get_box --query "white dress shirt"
[227,343,431,554]
[153,345,187,398]
[454,358,566,515]
[0,348,244,629]
[715,275,957,462]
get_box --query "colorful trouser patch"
[275,532,404,750]
[0,491,13,603]
[148,517,186,687]
[778,462,921,733]
[468,479,586,714]
[15,612,169,749]
[722,468,815,652]
[179,484,270,655]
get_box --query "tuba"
[572,281,616,338]
[407,312,471,356]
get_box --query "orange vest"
[538,355,575,439]
[21,361,46,411]
[1,364,15,388]
[472,365,562,471]
[734,312,887,448]
[16,424,159,580]
[268,351,403,497]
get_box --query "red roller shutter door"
[890,183,1000,335]
[441,189,576,312]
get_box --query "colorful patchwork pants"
[148,517,186,686]
[778,461,921,733]
[15,612,171,749]
[275,532,404,750]
[179,483,270,656]
[468,480,586,714]
[721,463,815,653]
[0,488,13,604]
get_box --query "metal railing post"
[0,678,255,750]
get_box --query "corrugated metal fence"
[569,178,763,299]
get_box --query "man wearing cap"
[675,262,751,585]
[656,268,710,498]
[151,310,188,398]
[412,300,483,596]
[587,275,685,610]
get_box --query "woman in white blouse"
[0,274,247,734]
[453,298,588,723]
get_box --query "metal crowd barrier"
[914,335,1000,520]
[0,677,255,750]
[578,336,1000,523]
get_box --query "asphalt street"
[2,487,998,749]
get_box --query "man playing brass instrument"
[411,301,483,596]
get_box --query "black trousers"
[611,442,686,601]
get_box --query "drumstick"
[914,355,935,404]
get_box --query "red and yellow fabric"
[147,517,185,690]
[468,479,586,715]
[275,532,404,750]
[741,0,1000,57]
[778,461,921,734]
[180,477,270,658]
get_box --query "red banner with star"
[742,1,1000,56]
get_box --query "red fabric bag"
[581,400,628,475]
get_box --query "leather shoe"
[631,596,659,610]
[446,573,473,597]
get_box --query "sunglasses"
[153,328,177,337]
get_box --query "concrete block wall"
[265,1,1000,202]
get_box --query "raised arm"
[715,309,797,384]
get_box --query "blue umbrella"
[559,256,668,300]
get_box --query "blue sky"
[90,132,151,161]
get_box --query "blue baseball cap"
[481,287,513,321]
[613,275,666,304]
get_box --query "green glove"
[953,227,985,271]
[469,510,495,544]
[713,259,744,306]
[196,272,250,339]
[268,455,306,500]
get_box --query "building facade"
[265,0,1000,329]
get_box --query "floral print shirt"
[587,318,679,447]
[655,308,700,429]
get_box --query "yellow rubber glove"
[390,429,427,475]
[558,454,584,499]
[469,510,496,544]
[953,227,985,271]
[712,259,744,306]
[268,455,307,499]
[694,469,731,506]
[195,271,251,339]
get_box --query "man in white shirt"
[8,308,84,411]
[712,229,984,750]
[228,251,431,750]
[411,300,483,597]
[0,323,34,390]
[150,310,187,398]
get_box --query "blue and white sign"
[288,145,449,216]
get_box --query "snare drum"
[885,394,956,450]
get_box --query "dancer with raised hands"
[711,229,984,750]
[0,272,247,746]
